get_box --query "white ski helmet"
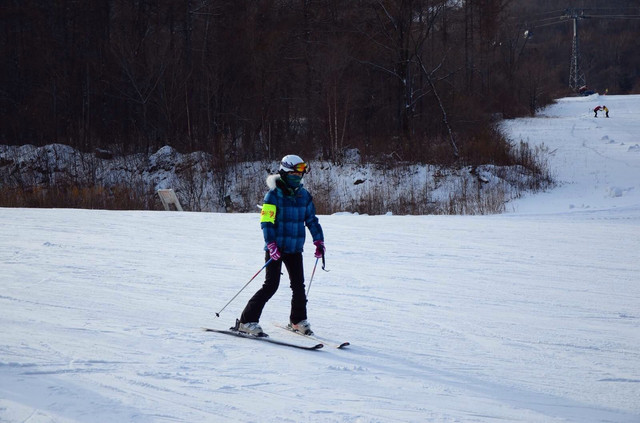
[279,154,308,173]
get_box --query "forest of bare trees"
[2,0,639,167]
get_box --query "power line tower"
[564,8,586,92]
[524,7,640,94]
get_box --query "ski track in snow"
[1,95,640,422]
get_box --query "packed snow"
[1,95,639,422]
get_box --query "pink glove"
[267,242,281,261]
[313,240,325,258]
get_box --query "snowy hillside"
[1,135,547,215]
[1,95,639,422]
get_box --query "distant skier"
[594,105,602,117]
[236,154,325,337]
[603,105,609,118]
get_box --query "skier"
[236,154,325,337]
[603,105,609,118]
[594,105,602,117]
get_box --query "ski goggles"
[283,161,308,173]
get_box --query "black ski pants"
[240,252,307,324]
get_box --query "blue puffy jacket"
[260,175,323,253]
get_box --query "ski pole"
[215,258,272,317]
[306,257,320,297]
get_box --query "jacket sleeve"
[304,194,324,242]
[260,191,277,245]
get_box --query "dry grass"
[0,183,157,210]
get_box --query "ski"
[202,328,324,351]
[275,323,350,349]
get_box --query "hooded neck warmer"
[283,173,302,188]
[276,173,302,196]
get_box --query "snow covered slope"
[1,95,639,422]
[502,94,640,214]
